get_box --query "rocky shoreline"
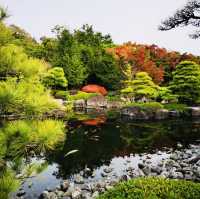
[15,144,200,199]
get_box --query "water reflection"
[47,118,200,178]
[1,116,200,198]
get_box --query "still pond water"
[1,113,200,198]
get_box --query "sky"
[1,0,200,55]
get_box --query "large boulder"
[188,107,200,117]
[121,107,169,120]
[81,84,108,96]
[155,109,169,120]
[87,95,108,108]
[73,99,86,108]
[121,107,154,120]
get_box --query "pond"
[1,112,200,199]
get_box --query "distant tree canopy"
[159,0,200,39]
[40,24,121,89]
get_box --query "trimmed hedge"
[97,177,200,199]
[125,102,164,110]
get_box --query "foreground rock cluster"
[25,144,200,199]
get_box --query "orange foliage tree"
[107,42,200,85]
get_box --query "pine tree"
[170,61,200,104]
[131,72,159,99]
[43,67,68,89]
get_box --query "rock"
[196,160,200,166]
[103,167,113,173]
[138,163,145,169]
[107,101,122,109]
[121,107,154,120]
[177,143,183,149]
[170,154,179,161]
[28,182,33,188]
[119,175,129,181]
[184,174,194,180]
[157,151,163,155]
[83,167,92,177]
[74,99,86,108]
[101,172,108,177]
[40,191,57,199]
[87,96,107,108]
[92,191,99,198]
[40,191,49,199]
[126,167,134,172]
[16,190,26,197]
[81,184,92,192]
[60,180,70,191]
[155,109,169,120]
[56,190,64,197]
[71,188,82,199]
[188,155,200,164]
[188,107,200,117]
[194,167,200,178]
[169,171,184,179]
[74,175,84,184]
[159,171,169,178]
[105,185,113,190]
[169,110,180,117]
[81,191,91,199]
[141,166,151,176]
[150,166,162,175]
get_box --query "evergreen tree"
[132,72,159,99]
[43,67,67,89]
[170,61,200,103]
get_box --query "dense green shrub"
[43,67,68,89]
[131,72,160,99]
[0,120,65,157]
[0,44,46,79]
[125,102,164,110]
[53,90,69,100]
[97,177,200,199]
[170,61,200,104]
[68,91,99,101]
[121,72,160,99]
[164,103,187,113]
[0,79,59,116]
[0,169,20,199]
[158,87,177,102]
[0,22,13,46]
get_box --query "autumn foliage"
[107,42,200,85]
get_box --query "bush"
[1,119,65,157]
[53,90,69,100]
[0,169,20,199]
[0,78,59,116]
[43,67,68,89]
[68,91,99,101]
[125,102,164,110]
[158,87,177,102]
[106,92,121,102]
[97,177,200,199]
[164,103,187,113]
